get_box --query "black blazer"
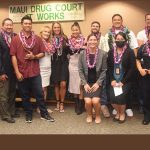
[0,33,16,77]
[107,46,136,84]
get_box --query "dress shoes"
[142,120,150,125]
[2,117,15,123]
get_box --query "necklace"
[19,31,36,50]
[145,41,150,57]
[68,34,84,54]
[113,43,127,64]
[52,36,63,56]
[1,29,13,47]
[42,39,54,54]
[93,32,101,41]
[86,48,98,68]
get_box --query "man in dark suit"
[0,18,19,123]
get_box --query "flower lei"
[93,32,101,41]
[145,26,149,37]
[42,39,54,54]
[113,43,127,64]
[68,34,85,53]
[108,26,130,49]
[86,48,98,68]
[19,31,36,50]
[1,28,13,48]
[52,36,63,52]
[145,41,150,57]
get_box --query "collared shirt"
[105,29,138,50]
[137,29,148,44]
[10,34,45,78]
[98,35,109,52]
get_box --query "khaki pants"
[0,77,16,119]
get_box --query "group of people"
[0,13,150,125]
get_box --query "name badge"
[115,67,120,75]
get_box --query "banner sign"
[9,2,85,22]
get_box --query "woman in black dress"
[51,22,69,113]
[136,29,150,125]
[107,32,136,123]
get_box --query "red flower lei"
[86,48,98,68]
[68,34,85,53]
[113,43,127,64]
[19,31,36,50]
[42,39,54,54]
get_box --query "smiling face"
[41,27,51,40]
[145,14,150,28]
[21,19,32,32]
[52,23,61,35]
[91,23,100,34]
[112,15,123,28]
[71,25,80,38]
[2,19,13,33]
[87,35,98,49]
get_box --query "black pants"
[18,75,48,116]
[142,75,150,121]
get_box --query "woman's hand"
[90,83,99,92]
[84,84,91,93]
[111,80,117,87]
[118,82,123,87]
[139,68,148,76]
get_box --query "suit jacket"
[0,32,16,77]
[78,49,107,86]
[107,46,136,84]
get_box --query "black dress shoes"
[11,113,20,118]
[2,117,15,123]
[142,120,150,125]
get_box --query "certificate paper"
[113,86,123,96]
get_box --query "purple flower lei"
[68,34,85,53]
[113,43,127,64]
[86,48,98,68]
[19,31,36,50]
[52,36,63,52]
[145,41,150,57]
[145,26,149,37]
[1,29,13,48]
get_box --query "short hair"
[145,13,150,20]
[71,21,81,33]
[112,14,123,20]
[2,18,13,26]
[21,15,32,24]
[87,33,98,41]
[91,21,100,28]
[115,32,127,42]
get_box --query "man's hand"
[0,74,8,81]
[25,50,35,60]
[16,71,24,81]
